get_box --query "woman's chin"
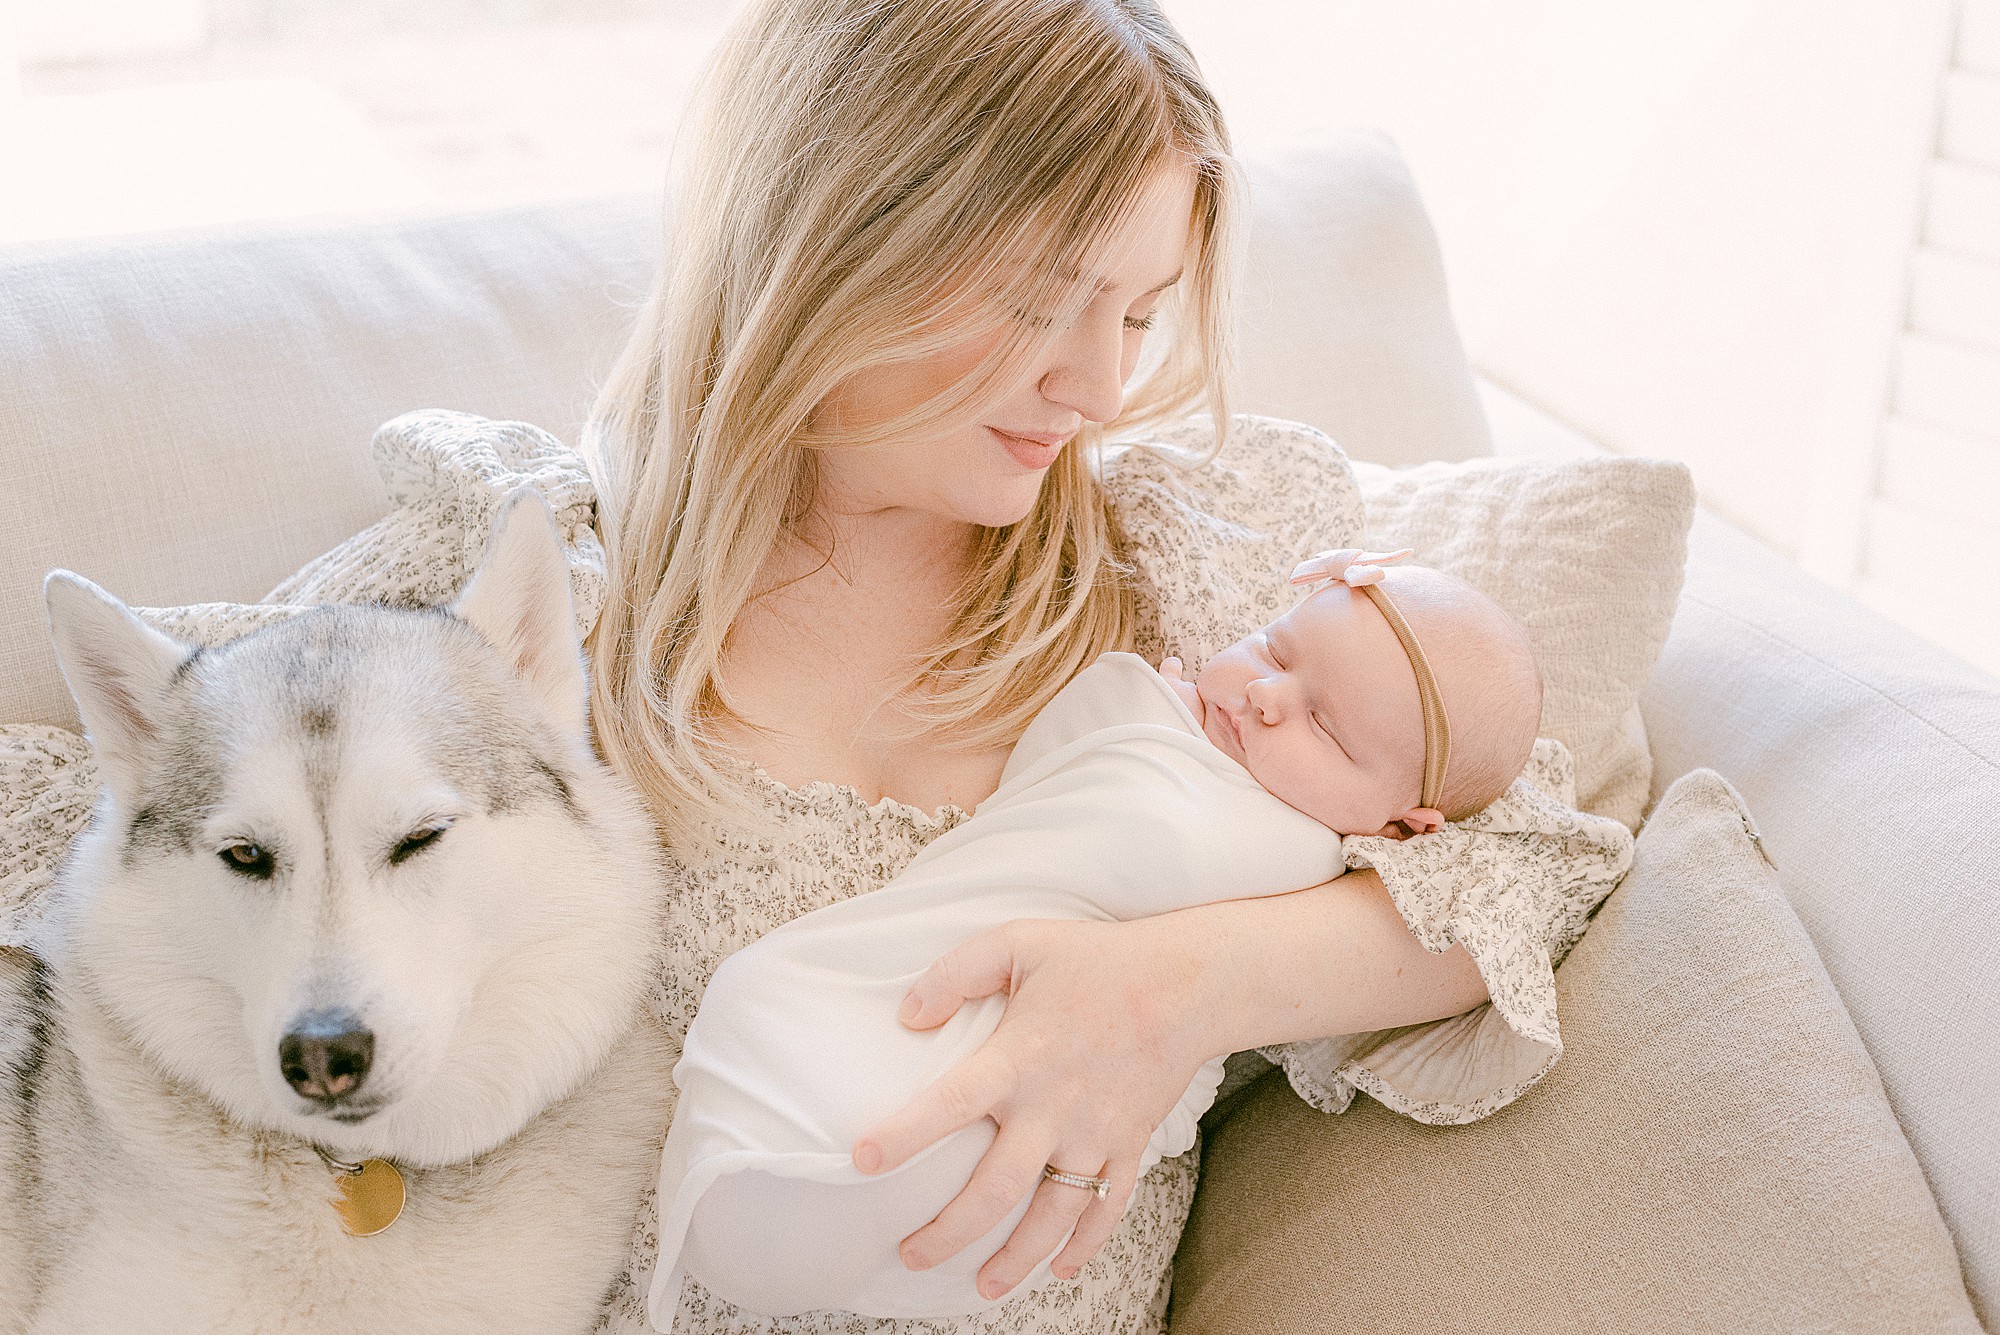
[959,478,1049,529]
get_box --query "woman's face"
[806,164,1198,530]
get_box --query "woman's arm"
[1164,865,1490,1056]
[849,866,1490,1302]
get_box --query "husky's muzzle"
[279,1008,378,1117]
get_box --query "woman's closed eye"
[1009,300,1157,332]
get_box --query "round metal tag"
[331,1158,406,1237]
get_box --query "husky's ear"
[44,571,192,797]
[453,490,588,739]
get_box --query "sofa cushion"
[1644,508,2000,1326]
[1227,129,1491,471]
[0,194,662,730]
[1354,456,1695,829]
[1172,768,1981,1334]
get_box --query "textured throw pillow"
[1353,455,1696,830]
[1171,769,1982,1334]
[0,409,608,947]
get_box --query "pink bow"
[1288,547,1415,591]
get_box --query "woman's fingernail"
[897,994,920,1023]
[855,1142,881,1173]
[1054,1264,1076,1280]
[981,1278,1008,1299]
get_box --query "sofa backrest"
[0,128,1490,728]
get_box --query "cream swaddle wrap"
[645,652,1346,1327]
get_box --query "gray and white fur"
[0,493,675,1333]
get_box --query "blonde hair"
[585,0,1244,849]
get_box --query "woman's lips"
[987,425,1064,470]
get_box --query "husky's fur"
[0,495,675,1333]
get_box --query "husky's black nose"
[279,1011,375,1104]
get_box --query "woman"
[584,0,1627,1329]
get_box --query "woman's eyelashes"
[1007,304,1157,332]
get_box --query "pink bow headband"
[1288,548,1452,816]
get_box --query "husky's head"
[42,493,665,1167]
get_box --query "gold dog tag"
[331,1158,406,1237]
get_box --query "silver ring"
[1042,1164,1110,1199]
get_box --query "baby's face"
[1193,583,1430,837]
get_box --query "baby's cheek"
[1260,751,1333,818]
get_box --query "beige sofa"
[2,131,1993,1331]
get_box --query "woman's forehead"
[1093,167,1197,279]
[997,165,1196,292]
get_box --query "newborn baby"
[645,549,1542,1330]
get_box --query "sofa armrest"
[1642,504,2000,1320]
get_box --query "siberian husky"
[0,493,676,1333]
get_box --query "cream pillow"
[1172,769,1982,1333]
[1352,455,1695,829]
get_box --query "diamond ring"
[1041,1164,1110,1199]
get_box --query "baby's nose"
[1246,677,1286,722]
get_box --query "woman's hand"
[849,914,1219,1299]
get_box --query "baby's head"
[1192,550,1542,838]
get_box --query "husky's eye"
[390,825,447,865]
[218,842,273,878]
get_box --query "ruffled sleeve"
[0,726,97,948]
[1100,415,1635,1125]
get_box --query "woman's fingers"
[1047,1154,1142,1280]
[974,1157,1105,1298]
[853,1046,1018,1175]
[899,925,1020,1031]
[898,1116,1055,1273]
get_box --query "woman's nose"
[1037,314,1127,425]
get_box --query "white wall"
[15,0,207,63]
[1171,0,1956,561]
[0,2,20,191]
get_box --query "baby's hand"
[1156,656,1206,726]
